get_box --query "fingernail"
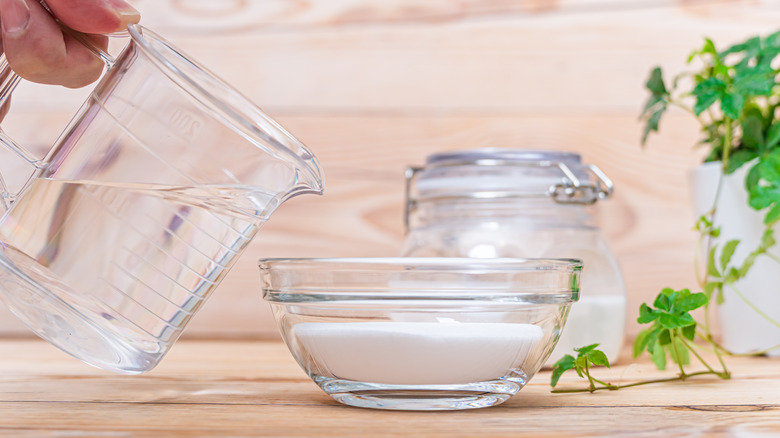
[107,0,140,27]
[0,0,30,38]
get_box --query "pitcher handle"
[0,7,118,210]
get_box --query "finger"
[43,0,139,34]
[0,58,10,121]
[0,98,9,121]
[1,0,107,87]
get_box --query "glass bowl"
[260,257,581,411]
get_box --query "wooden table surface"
[0,339,777,437]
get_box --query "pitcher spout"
[282,151,325,202]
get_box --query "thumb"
[41,0,140,34]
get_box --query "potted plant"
[641,31,780,355]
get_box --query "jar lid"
[425,149,583,168]
[405,148,613,229]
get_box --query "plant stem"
[693,323,730,372]
[728,284,780,329]
[669,333,688,377]
[694,233,706,289]
[695,334,780,358]
[551,371,723,394]
[722,117,733,172]
[590,376,616,389]
[712,340,729,374]
[583,361,596,392]
[723,342,780,356]
[699,177,725,344]
[703,302,714,342]
[680,337,728,377]
[765,252,780,264]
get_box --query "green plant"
[641,29,780,352]
[641,30,780,226]
[641,31,780,176]
[551,30,780,394]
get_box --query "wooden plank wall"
[1,0,779,339]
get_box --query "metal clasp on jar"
[548,162,614,205]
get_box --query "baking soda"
[293,322,544,385]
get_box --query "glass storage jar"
[402,149,626,364]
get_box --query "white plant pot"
[690,161,780,356]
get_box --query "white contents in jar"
[292,322,543,385]
[546,295,627,366]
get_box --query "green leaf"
[765,30,780,48]
[637,303,658,324]
[682,323,697,341]
[695,215,713,231]
[720,36,760,58]
[651,343,667,370]
[587,349,610,368]
[669,337,690,365]
[721,92,746,120]
[724,267,740,285]
[574,356,588,377]
[759,154,780,184]
[640,66,671,146]
[725,150,758,174]
[738,255,754,278]
[648,327,662,351]
[574,343,600,355]
[677,292,709,313]
[749,186,779,210]
[550,354,576,387]
[654,289,674,310]
[734,66,775,96]
[741,115,765,151]
[645,67,668,95]
[641,94,665,116]
[765,204,780,225]
[719,240,740,271]
[746,162,761,192]
[768,122,780,149]
[692,78,727,115]
[659,312,695,329]
[703,281,722,300]
[659,329,672,345]
[716,284,725,305]
[633,329,650,358]
[668,288,690,310]
[702,38,718,56]
[707,245,721,278]
[641,104,667,146]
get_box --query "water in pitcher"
[0,178,277,373]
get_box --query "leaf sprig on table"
[550,288,729,393]
[550,344,611,392]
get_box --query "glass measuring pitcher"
[0,25,323,374]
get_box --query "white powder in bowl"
[292,322,544,385]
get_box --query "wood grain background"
[1,0,780,339]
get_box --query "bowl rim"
[259,257,582,304]
[258,257,582,270]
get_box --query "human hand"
[0,0,140,88]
